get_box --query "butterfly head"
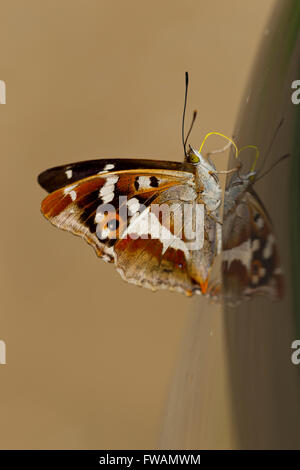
[228,171,256,190]
[186,146,219,179]
[185,146,200,164]
[185,146,208,166]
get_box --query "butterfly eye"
[186,147,200,164]
[189,153,200,163]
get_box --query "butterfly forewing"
[38,158,195,193]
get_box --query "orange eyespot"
[96,212,126,240]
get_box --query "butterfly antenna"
[184,109,198,150]
[258,118,284,175]
[182,72,189,158]
[255,153,290,182]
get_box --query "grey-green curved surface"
[224,0,300,449]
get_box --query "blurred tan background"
[0,0,276,449]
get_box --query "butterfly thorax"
[187,147,222,214]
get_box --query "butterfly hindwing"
[114,197,197,295]
[222,182,284,303]
[113,186,219,295]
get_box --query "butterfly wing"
[222,185,284,303]
[38,158,195,193]
[39,163,216,296]
[113,185,219,296]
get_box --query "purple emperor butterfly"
[37,74,286,300]
[38,74,229,297]
[38,147,225,297]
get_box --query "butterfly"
[37,71,286,301]
[38,72,229,297]
[38,147,226,297]
[221,143,288,304]
[38,140,288,301]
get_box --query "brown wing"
[38,158,195,192]
[40,168,218,295]
[222,188,284,303]
[113,190,218,296]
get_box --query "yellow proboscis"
[199,131,260,173]
[238,145,260,173]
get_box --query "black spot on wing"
[38,159,195,193]
[150,176,159,187]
